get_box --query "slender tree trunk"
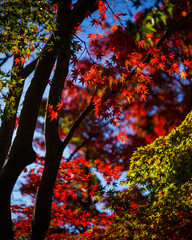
[30,1,98,238]
[30,43,71,239]
[29,150,63,240]
[0,35,56,239]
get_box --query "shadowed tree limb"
[29,1,98,239]
[0,58,38,170]
[0,33,57,240]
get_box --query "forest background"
[0,0,192,239]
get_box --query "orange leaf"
[89,33,96,42]
[184,59,192,68]
[110,24,118,31]
[117,132,128,144]
[114,13,119,21]
[181,11,187,17]
[20,57,26,66]
[158,62,165,71]
[56,102,64,111]
[180,71,188,79]
[145,32,153,38]
[96,33,103,41]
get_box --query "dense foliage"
[98,111,192,239]
[0,0,192,239]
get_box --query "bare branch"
[61,98,95,151]
[67,132,99,161]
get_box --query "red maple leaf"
[46,104,53,113]
[140,84,148,92]
[169,53,175,59]
[147,47,160,56]
[74,22,83,33]
[114,13,119,21]
[65,80,75,88]
[141,94,147,101]
[72,193,77,199]
[56,102,64,111]
[98,0,107,14]
[117,132,129,144]
[184,59,192,68]
[110,24,118,31]
[89,33,96,42]
[96,33,103,42]
[49,110,58,121]
[14,58,20,65]
[91,18,99,27]
[96,50,105,60]
[129,203,137,208]
[137,39,145,48]
[135,86,141,94]
[171,62,179,72]
[145,32,154,38]
[160,55,167,62]
[151,57,159,66]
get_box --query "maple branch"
[67,131,99,161]
[74,34,95,63]
[67,118,110,161]
[105,1,125,28]
[45,52,71,150]
[29,4,72,239]
[109,10,192,96]
[61,99,95,151]
[71,0,98,27]
[143,10,192,64]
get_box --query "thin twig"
[74,34,96,63]
[61,96,95,151]
[105,1,125,28]
[67,132,99,161]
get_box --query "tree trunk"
[30,1,97,238]
[0,1,98,239]
[30,42,71,239]
[0,58,38,170]
[0,35,56,239]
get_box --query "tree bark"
[30,1,97,239]
[0,58,38,170]
[0,35,56,239]
[30,44,71,239]
[0,0,98,239]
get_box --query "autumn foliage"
[0,0,192,239]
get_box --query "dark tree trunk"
[30,0,97,238]
[0,1,98,239]
[0,35,56,239]
[0,58,38,170]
